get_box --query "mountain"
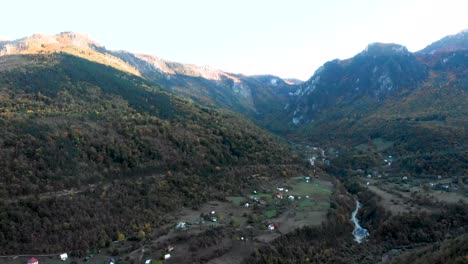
[283,37,467,176]
[0,32,296,130]
[111,51,295,130]
[0,30,466,259]
[0,32,140,75]
[0,52,304,253]
[289,43,428,125]
[419,29,468,54]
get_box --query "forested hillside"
[0,53,305,254]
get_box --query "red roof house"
[27,258,38,264]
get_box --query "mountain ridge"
[0,32,297,130]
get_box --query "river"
[351,200,369,243]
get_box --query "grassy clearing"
[264,209,278,218]
[354,137,394,152]
[289,181,332,197]
[298,199,314,208]
[226,196,246,206]
[251,193,273,201]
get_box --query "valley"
[0,29,467,263]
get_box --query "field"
[357,167,467,215]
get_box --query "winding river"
[351,200,369,243]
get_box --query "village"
[0,147,335,264]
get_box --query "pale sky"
[1,0,467,80]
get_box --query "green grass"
[226,196,246,206]
[298,199,314,208]
[372,138,394,152]
[264,209,277,218]
[251,193,273,201]
[290,182,332,196]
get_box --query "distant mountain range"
[0,28,467,256]
[0,32,297,130]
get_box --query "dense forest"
[0,54,306,254]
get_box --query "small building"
[164,254,171,260]
[59,253,68,261]
[288,195,295,201]
[27,258,39,264]
[108,258,115,264]
[167,245,174,252]
[210,211,218,222]
[175,222,187,230]
[145,259,152,264]
[244,202,250,208]
[268,224,275,231]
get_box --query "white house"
[59,253,68,261]
[175,222,187,230]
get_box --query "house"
[27,258,38,264]
[175,222,187,230]
[288,195,295,201]
[244,202,250,208]
[59,253,68,261]
[167,245,174,252]
[144,259,152,264]
[268,224,275,231]
[164,254,171,260]
[108,258,115,264]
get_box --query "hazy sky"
[1,0,467,79]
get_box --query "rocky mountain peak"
[56,31,103,48]
[0,32,104,56]
[419,29,468,54]
[361,43,410,56]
